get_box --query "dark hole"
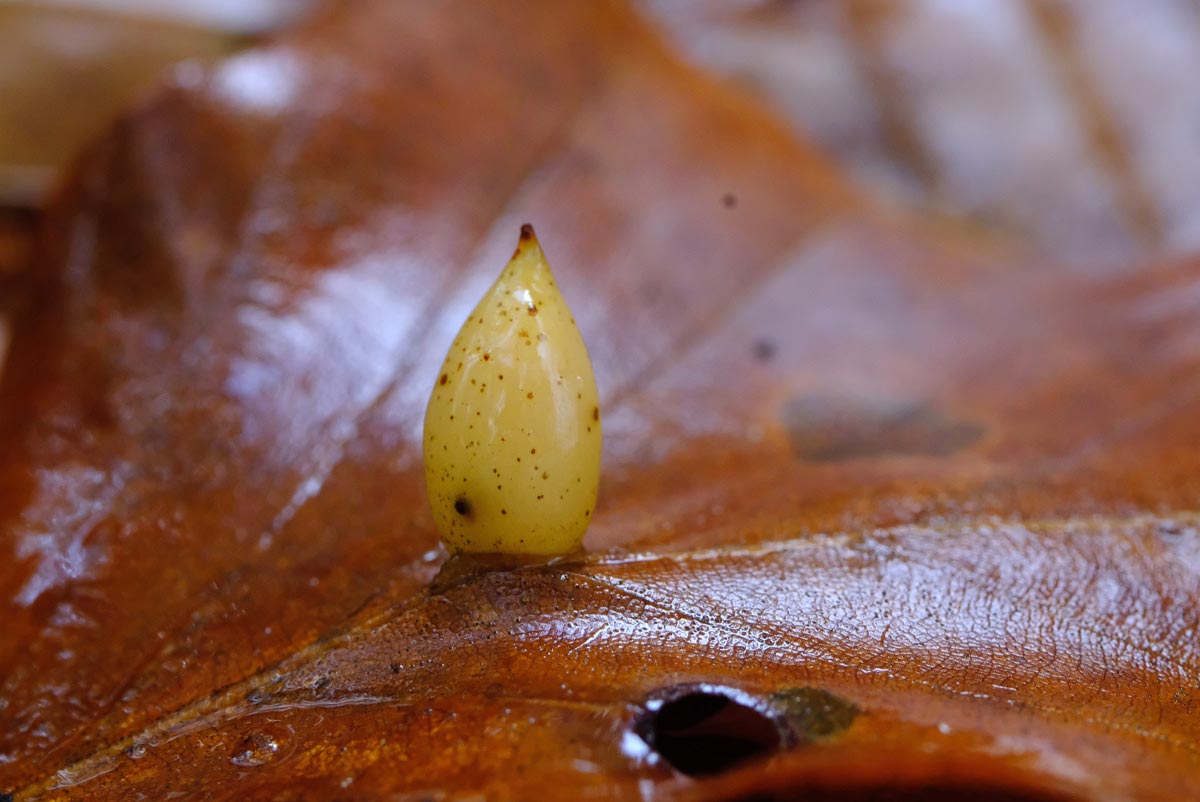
[453,496,473,518]
[636,688,784,777]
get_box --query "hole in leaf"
[635,685,786,777]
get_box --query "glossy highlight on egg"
[423,224,601,554]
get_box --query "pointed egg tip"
[509,223,547,269]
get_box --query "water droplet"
[127,743,148,759]
[230,733,278,767]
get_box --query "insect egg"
[422,224,601,554]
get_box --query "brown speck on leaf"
[753,338,777,362]
[722,192,738,208]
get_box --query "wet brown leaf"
[644,0,1200,268]
[1,1,1198,800]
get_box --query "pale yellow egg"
[423,225,601,554]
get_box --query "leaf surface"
[1,1,1198,800]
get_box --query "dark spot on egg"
[527,392,534,399]
[440,374,448,385]
[531,448,537,454]
[592,406,599,421]
[528,304,538,316]
[483,354,490,361]
[454,496,474,519]
[501,509,508,515]
[520,223,535,240]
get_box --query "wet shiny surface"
[0,0,1198,799]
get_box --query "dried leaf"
[1,1,1198,800]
